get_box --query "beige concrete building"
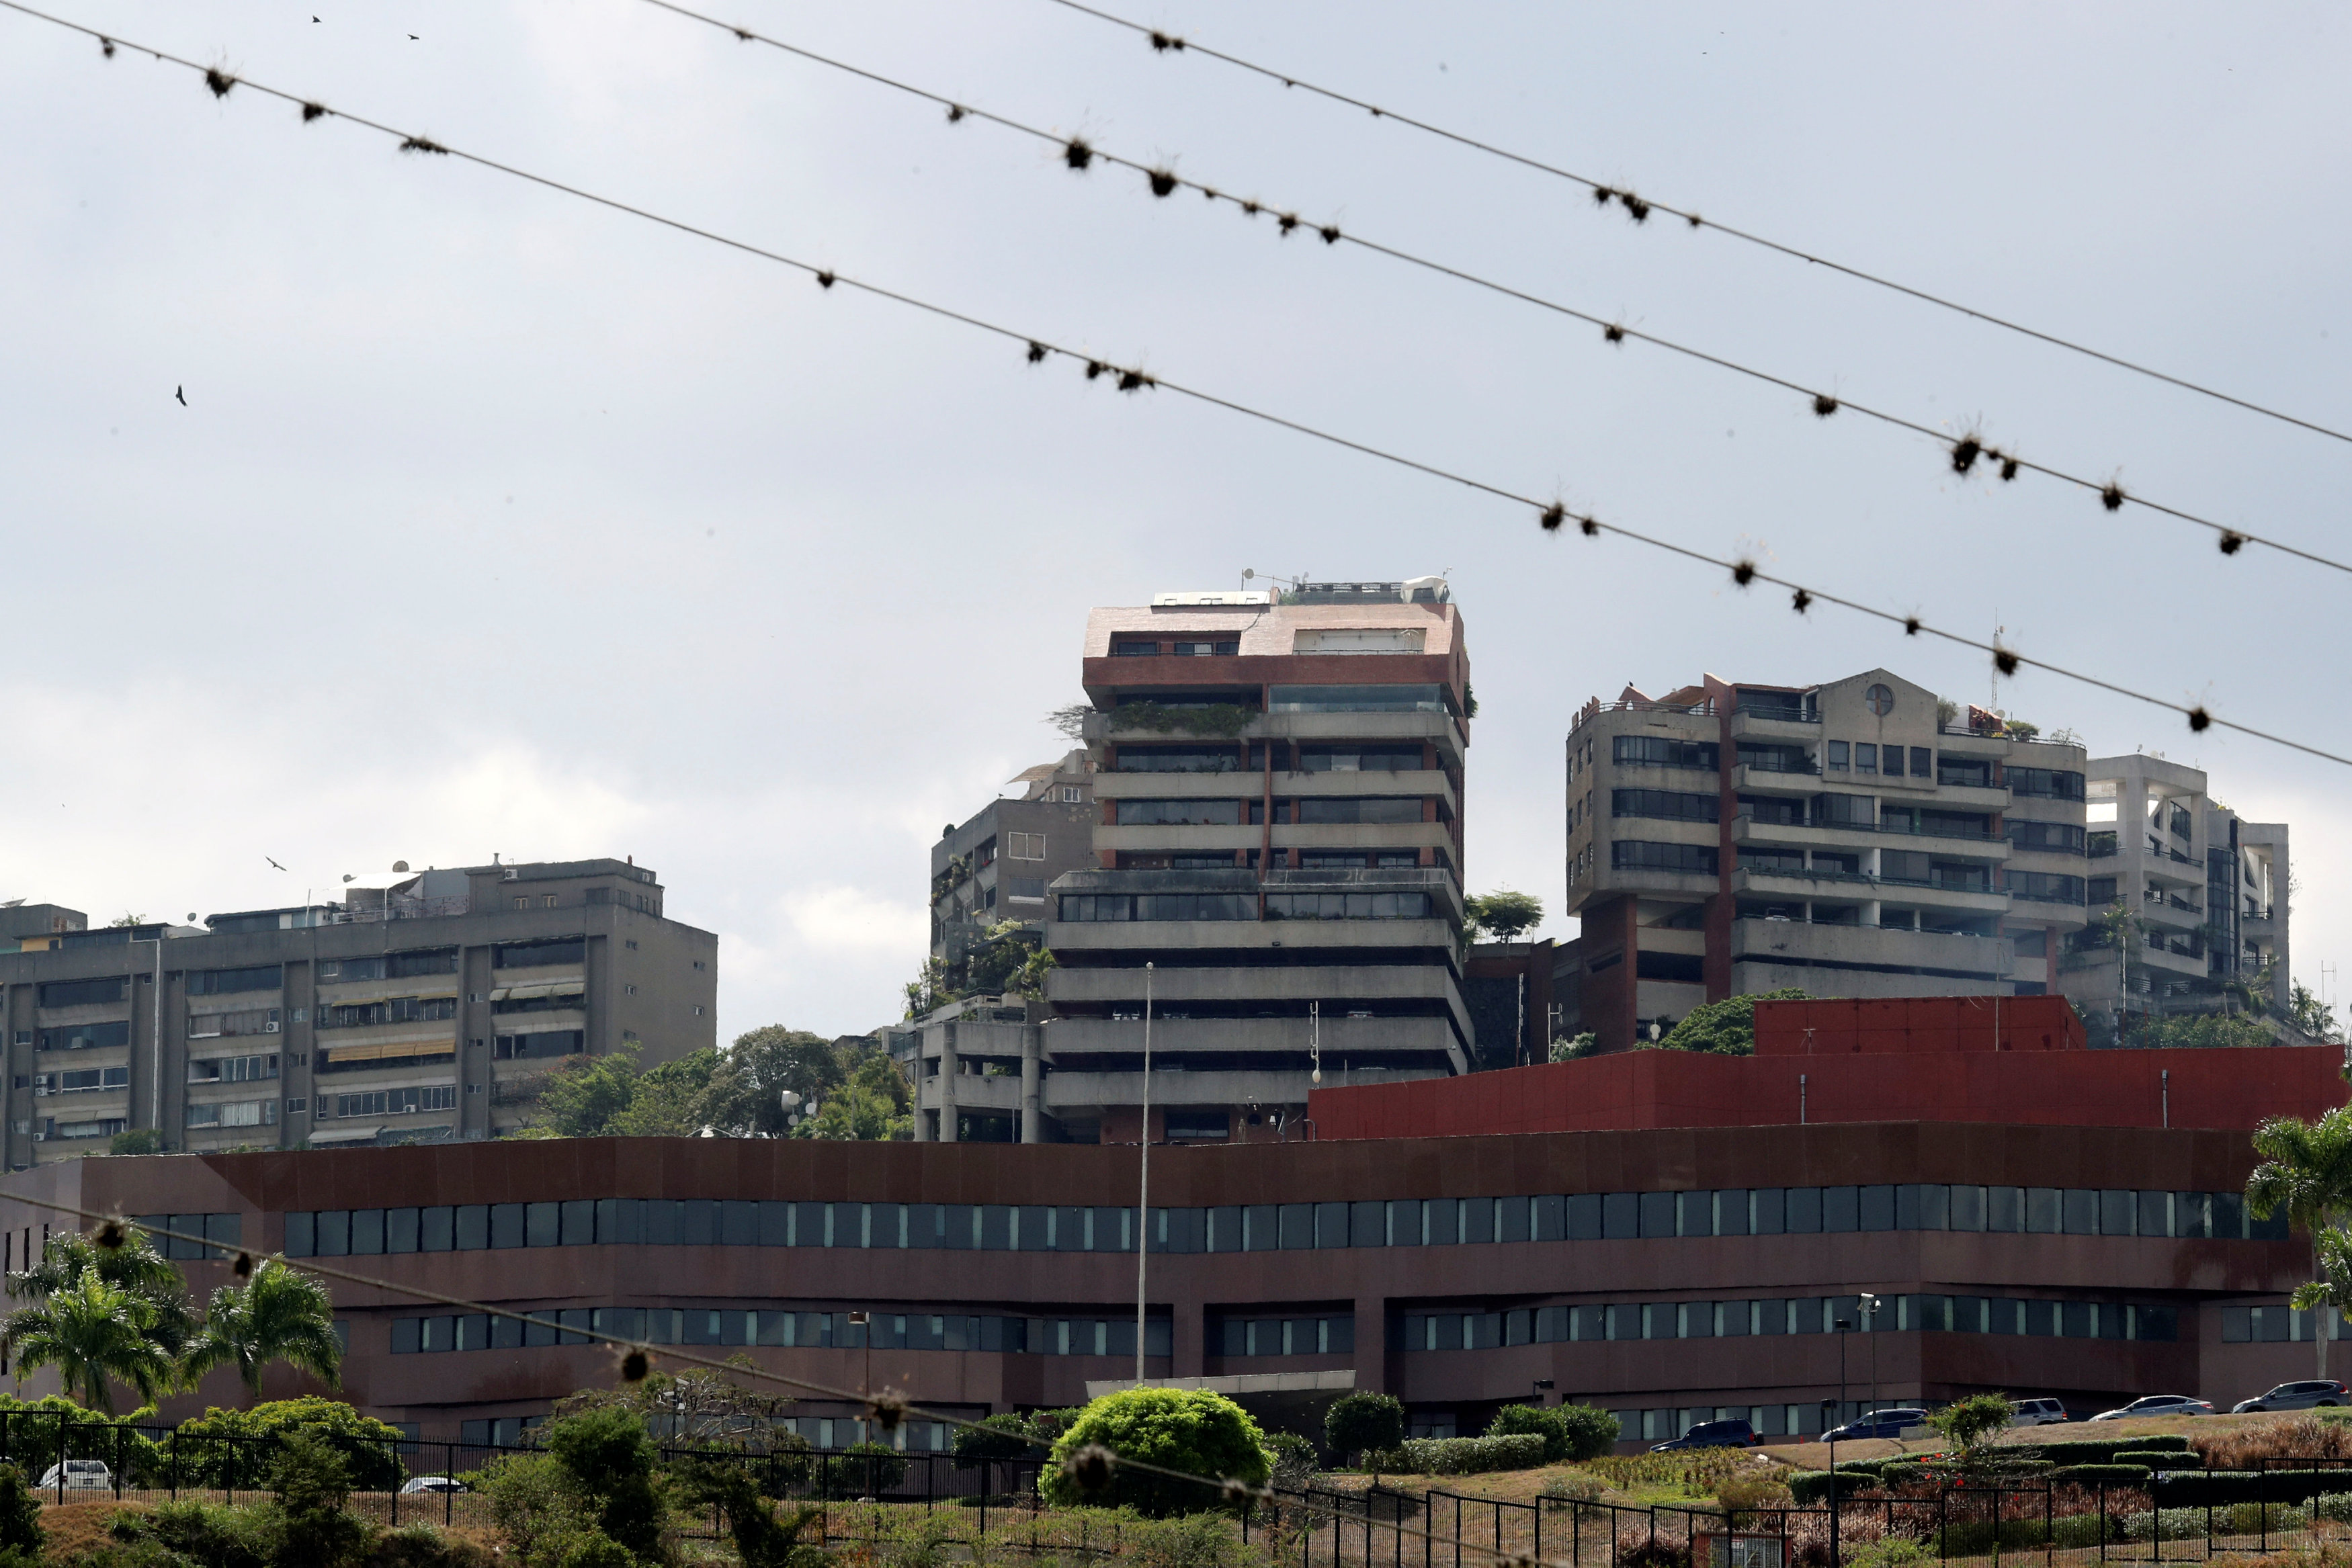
[1560,669,2090,1049]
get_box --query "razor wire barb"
[5,0,2347,765]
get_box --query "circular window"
[1865,683,1894,717]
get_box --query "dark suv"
[2234,1381,2349,1412]
[1824,1409,1932,1442]
[1651,1418,1759,1452]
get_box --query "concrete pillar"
[1019,1027,1042,1143]
[1173,1297,1206,1379]
[939,1024,959,1143]
[1353,1293,1388,1394]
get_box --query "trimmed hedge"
[1395,1434,1547,1476]
[2115,1449,2203,1470]
[1788,1471,1877,1506]
[2027,1435,2189,1465]
[2050,1464,2152,1487]
[2154,1470,2352,1508]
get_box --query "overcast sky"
[5,1,2348,1043]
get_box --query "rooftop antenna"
[1990,607,2005,711]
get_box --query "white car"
[2010,1398,2070,1426]
[399,1475,469,1495]
[37,1461,112,1491]
[2089,1395,2214,1421]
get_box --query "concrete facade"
[2058,754,2292,1029]
[1006,581,1474,1145]
[1562,670,2091,1051]
[0,860,716,1162]
[929,751,1099,975]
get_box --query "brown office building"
[3,1036,2337,1451]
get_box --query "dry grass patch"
[36,1499,147,1564]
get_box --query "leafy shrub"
[1554,1404,1622,1463]
[1265,1434,1318,1491]
[2029,1436,2187,1467]
[1124,1512,1255,1568]
[1845,1538,1934,1568]
[1617,1540,1691,1568]
[2115,1449,2202,1469]
[2196,1415,2352,1469]
[2156,1469,2352,1508]
[479,1452,596,1567]
[1325,1395,1405,1465]
[0,1468,40,1563]
[952,1413,1036,1467]
[259,1429,375,1568]
[1396,1435,1545,1475]
[674,1458,823,1568]
[829,1443,910,1498]
[2050,1463,2151,1487]
[1038,1389,1272,1516]
[1486,1405,1570,1462]
[1788,1471,1874,1506]
[372,1524,499,1568]
[1715,1473,1792,1519]
[173,1397,409,1492]
[542,1407,665,1561]
[1542,1471,1605,1504]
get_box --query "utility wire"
[9,1,2346,768]
[1040,0,2352,451]
[631,0,2346,576]
[24,1202,1583,1566]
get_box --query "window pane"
[1601,1193,1638,1239]
[1822,1188,1859,1232]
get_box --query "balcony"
[1732,763,1823,796]
[1728,708,1818,742]
[1730,918,2011,977]
[1734,816,2009,860]
[1732,865,2007,914]
[1045,1015,1459,1059]
[1047,962,1463,1008]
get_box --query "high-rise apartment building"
[0,859,714,1164]
[2057,755,2290,1028]
[929,751,1097,977]
[905,582,1473,1145]
[1561,670,2090,1050]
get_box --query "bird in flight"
[409,33,419,39]
[265,856,287,871]
[174,385,186,406]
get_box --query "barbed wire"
[8,0,2346,765]
[13,1201,1586,1568]
[624,0,2345,576]
[1038,0,2352,451]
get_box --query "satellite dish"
[0,898,22,909]
[392,861,410,873]
[341,874,355,883]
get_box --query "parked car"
[36,1461,112,1491]
[1650,1418,1760,1452]
[2011,1398,2070,1426]
[2089,1395,2214,1420]
[1824,1409,1931,1442]
[399,1475,469,1495]
[2233,1380,2350,1413]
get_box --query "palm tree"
[7,1229,200,1358]
[3,1272,175,1412]
[2248,1106,2352,1378]
[179,1258,343,1403]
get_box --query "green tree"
[1650,988,1809,1055]
[1925,1393,2015,1472]
[533,1048,647,1138]
[172,1395,408,1490]
[1325,1392,1404,1465]
[1552,1403,1620,1462]
[1,1272,175,1413]
[1486,1403,1570,1461]
[696,1027,844,1138]
[673,1457,823,1568]
[553,1358,794,1450]
[1037,1387,1272,1516]
[1550,1032,1599,1062]
[607,1050,718,1137]
[952,1411,1039,1467]
[904,957,957,1020]
[2248,1105,2352,1379]
[180,1258,343,1403]
[8,1228,198,1359]
[2290,982,2343,1044]
[793,1049,910,1141]
[109,1128,164,1156]
[1464,889,1544,942]
[255,1428,374,1568]
[543,1405,668,1563]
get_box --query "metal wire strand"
[6,1,2343,767]
[1037,0,2352,451]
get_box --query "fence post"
[54,1418,65,1505]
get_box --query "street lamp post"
[1821,1397,1842,1568]
[1135,962,1153,1387]
[1531,1379,1554,1407]
[1856,1294,1882,1422]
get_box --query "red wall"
[1309,1041,2347,1140]
[1753,995,2086,1055]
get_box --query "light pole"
[1857,1293,1882,1422]
[1531,1379,1554,1407]
[1821,1397,1841,1568]
[1834,1315,1853,1432]
[1135,962,1153,1387]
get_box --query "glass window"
[1855,744,1877,773]
[1426,1201,1459,1246]
[1460,1199,1495,1246]
[2099,1190,2136,1236]
[1569,1194,1603,1240]
[2025,1188,2061,1234]
[1677,1191,1713,1237]
[526,1203,559,1248]
[1785,1188,1821,1233]
[1639,1192,1676,1238]
[1948,1185,1985,1232]
[1826,742,1849,772]
[2062,1189,2099,1235]
[1858,1185,1895,1231]
[1752,1188,1786,1235]
[491,1204,526,1250]
[1822,1187,1859,1232]
[350,1210,384,1255]
[316,1212,350,1257]
[1716,1191,1750,1237]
